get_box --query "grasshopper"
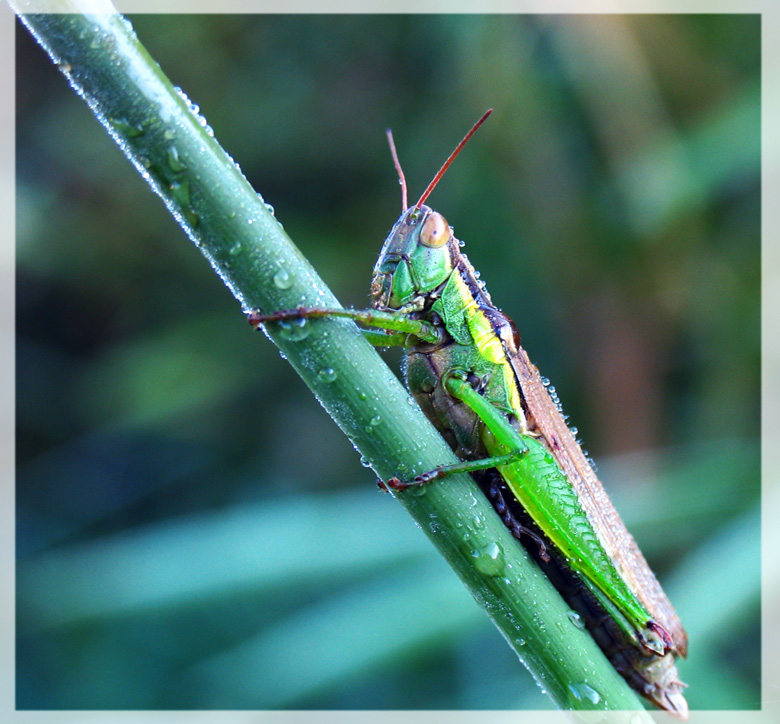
[249,111,688,717]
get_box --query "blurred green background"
[16,14,760,711]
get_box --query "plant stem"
[15,3,652,718]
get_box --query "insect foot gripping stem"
[383,477,419,491]
[247,307,331,328]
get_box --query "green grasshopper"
[249,111,688,717]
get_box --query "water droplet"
[273,268,293,290]
[406,395,417,406]
[471,541,505,577]
[358,391,368,401]
[168,179,198,228]
[567,611,586,630]
[110,116,144,137]
[515,637,526,647]
[229,241,242,256]
[359,456,371,468]
[369,415,381,427]
[265,202,275,216]
[169,177,190,205]
[318,367,337,383]
[277,317,309,341]
[568,682,602,707]
[167,145,185,172]
[409,482,428,497]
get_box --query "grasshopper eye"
[419,212,451,248]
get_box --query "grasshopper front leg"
[248,307,443,346]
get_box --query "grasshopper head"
[370,204,455,310]
[373,110,492,311]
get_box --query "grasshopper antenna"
[415,108,493,210]
[386,128,408,212]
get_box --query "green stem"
[15,4,652,718]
